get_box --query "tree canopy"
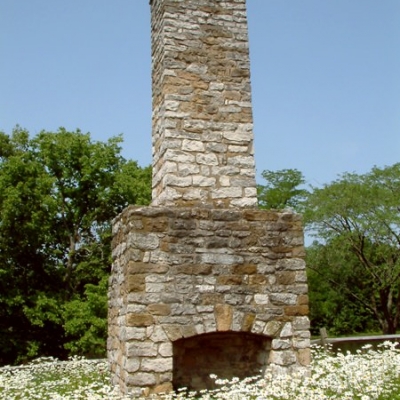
[258,164,400,335]
[0,127,151,364]
[257,168,308,211]
[304,164,400,334]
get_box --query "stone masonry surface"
[108,0,310,396]
[150,0,258,208]
[108,206,310,396]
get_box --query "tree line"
[1,127,399,365]
[259,165,400,336]
[0,127,151,365]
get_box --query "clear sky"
[1,1,399,187]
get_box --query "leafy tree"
[0,127,151,364]
[257,168,308,211]
[307,241,379,336]
[304,164,400,334]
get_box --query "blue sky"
[1,1,399,187]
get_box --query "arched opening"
[173,331,271,391]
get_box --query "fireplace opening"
[172,331,271,391]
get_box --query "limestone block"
[182,188,204,200]
[127,232,160,251]
[147,326,169,342]
[242,313,255,331]
[178,163,200,176]
[272,339,291,350]
[277,258,306,271]
[127,372,157,387]
[293,338,310,349]
[295,271,308,283]
[269,350,297,366]
[153,382,173,394]
[124,327,147,341]
[222,130,252,143]
[251,320,266,334]
[158,342,173,357]
[163,174,192,187]
[146,283,166,293]
[163,325,183,341]
[147,304,171,316]
[164,149,195,164]
[181,325,198,337]
[126,313,155,327]
[284,305,309,316]
[263,321,282,337]
[215,304,233,331]
[192,176,216,187]
[199,252,244,265]
[182,139,205,151]
[269,293,297,306]
[203,314,217,332]
[196,153,218,166]
[127,341,157,357]
[254,294,269,305]
[292,316,310,331]
[141,357,173,373]
[125,358,140,373]
[297,348,311,366]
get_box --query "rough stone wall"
[108,206,310,396]
[150,0,258,208]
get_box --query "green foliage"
[304,164,400,334]
[307,242,379,336]
[257,168,308,211]
[63,276,108,357]
[0,127,151,365]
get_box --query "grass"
[1,342,400,399]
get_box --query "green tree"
[0,127,152,364]
[257,168,308,211]
[306,241,379,336]
[304,164,400,334]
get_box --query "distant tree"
[306,241,379,336]
[304,164,400,334]
[0,127,151,364]
[257,168,308,211]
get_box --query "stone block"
[269,350,297,366]
[215,304,233,331]
[127,341,157,357]
[254,294,269,305]
[141,357,173,373]
[263,321,282,337]
[280,323,293,338]
[292,316,310,331]
[153,382,173,394]
[147,304,171,316]
[127,372,157,387]
[272,339,291,350]
[284,305,309,316]
[269,293,297,306]
[126,313,154,327]
[163,325,183,341]
[147,326,169,342]
[242,313,255,331]
[158,342,173,357]
[297,348,311,366]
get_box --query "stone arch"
[172,331,272,391]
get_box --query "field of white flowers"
[1,342,400,400]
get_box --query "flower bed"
[1,343,400,399]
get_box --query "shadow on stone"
[173,331,271,391]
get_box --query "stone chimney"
[150,0,258,208]
[108,1,310,397]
